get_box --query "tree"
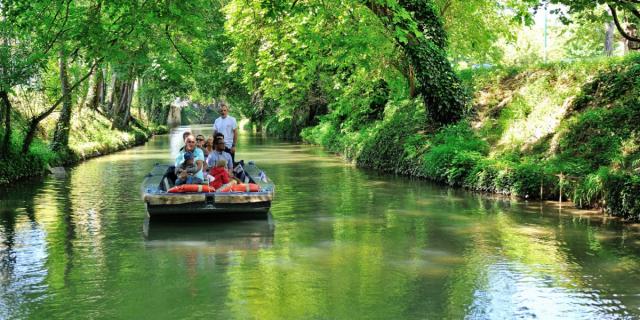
[366,0,467,126]
[50,48,72,152]
[546,0,640,45]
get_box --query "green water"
[1,125,639,319]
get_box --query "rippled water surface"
[1,125,640,319]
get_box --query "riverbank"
[302,54,640,220]
[0,108,167,185]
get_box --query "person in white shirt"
[212,102,238,163]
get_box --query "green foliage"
[181,105,216,125]
[434,0,519,65]
[355,100,426,173]
[512,160,546,198]
[603,171,640,220]
[0,127,56,184]
[423,122,488,185]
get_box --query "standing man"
[212,102,238,164]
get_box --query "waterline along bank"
[0,108,167,185]
[302,55,640,220]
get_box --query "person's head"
[215,137,226,151]
[205,137,214,150]
[184,134,196,151]
[214,132,224,141]
[216,159,227,168]
[182,131,192,142]
[183,151,194,165]
[196,134,205,147]
[219,102,229,118]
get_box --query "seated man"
[206,137,233,176]
[175,134,205,184]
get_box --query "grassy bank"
[0,109,167,185]
[303,54,640,220]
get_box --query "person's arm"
[196,160,203,174]
[195,149,205,175]
[231,127,238,153]
[227,154,234,175]
[222,171,230,184]
[175,153,183,174]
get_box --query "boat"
[141,160,275,218]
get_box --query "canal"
[1,125,639,319]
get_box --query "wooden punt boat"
[141,161,274,218]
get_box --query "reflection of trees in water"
[0,207,18,284]
[0,180,45,319]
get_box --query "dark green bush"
[603,171,640,220]
[512,161,545,199]
[572,167,608,209]
[423,122,488,185]
[464,159,500,193]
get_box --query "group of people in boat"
[174,102,243,189]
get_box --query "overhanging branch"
[165,25,193,69]
[608,4,640,42]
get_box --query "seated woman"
[204,137,214,158]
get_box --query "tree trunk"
[99,67,107,107]
[366,0,466,127]
[1,91,12,157]
[111,79,133,130]
[51,49,73,152]
[106,69,118,114]
[626,24,640,52]
[408,63,416,98]
[605,20,615,56]
[136,79,142,120]
[85,63,101,111]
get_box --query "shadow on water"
[143,213,275,250]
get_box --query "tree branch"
[165,25,193,69]
[22,60,101,153]
[627,5,640,19]
[608,4,640,42]
[42,0,72,55]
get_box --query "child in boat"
[208,159,233,189]
[175,152,202,185]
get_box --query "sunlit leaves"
[224,0,403,127]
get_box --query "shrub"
[572,167,608,209]
[423,122,488,186]
[603,171,640,220]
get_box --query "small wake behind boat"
[142,161,275,218]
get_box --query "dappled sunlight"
[496,83,571,152]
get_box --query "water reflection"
[143,215,275,251]
[0,125,639,319]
